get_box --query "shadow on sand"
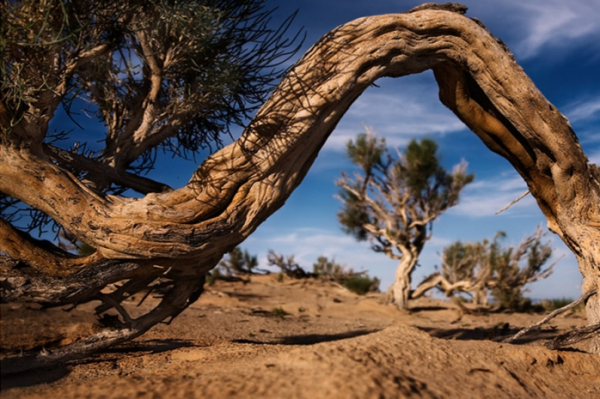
[0,339,198,390]
[233,328,381,346]
[416,323,567,345]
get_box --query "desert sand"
[1,274,599,398]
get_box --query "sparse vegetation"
[207,247,261,285]
[267,252,379,295]
[313,256,380,295]
[267,250,308,278]
[336,131,473,308]
[412,228,557,312]
[343,275,379,296]
[271,307,289,318]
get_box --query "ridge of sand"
[2,274,599,398]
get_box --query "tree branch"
[545,322,600,350]
[503,287,598,344]
[44,145,172,194]
[0,218,101,277]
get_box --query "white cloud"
[449,172,538,217]
[564,97,600,123]
[324,77,467,151]
[504,0,600,59]
[588,149,600,165]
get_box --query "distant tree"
[336,130,473,308]
[312,256,380,295]
[312,256,345,277]
[267,252,379,294]
[219,247,258,275]
[413,228,557,311]
[488,230,555,310]
[267,250,308,278]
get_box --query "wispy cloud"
[449,173,538,217]
[564,96,600,123]
[324,76,467,151]
[503,0,600,59]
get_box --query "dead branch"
[503,287,598,343]
[495,190,530,214]
[545,322,600,350]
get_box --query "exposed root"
[545,322,600,350]
[0,274,206,375]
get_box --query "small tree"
[413,228,556,311]
[489,230,555,310]
[336,130,473,308]
[219,247,258,275]
[208,247,259,284]
[267,250,308,279]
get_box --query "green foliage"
[343,275,381,295]
[403,138,443,196]
[312,256,344,276]
[1,0,303,233]
[267,250,308,278]
[270,307,289,318]
[346,133,386,174]
[210,246,259,283]
[313,256,380,295]
[268,251,380,295]
[219,246,258,274]
[439,228,555,311]
[337,132,474,245]
[336,187,371,241]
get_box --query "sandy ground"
[1,274,599,398]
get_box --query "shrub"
[343,275,380,295]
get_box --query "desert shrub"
[267,252,379,294]
[208,247,260,285]
[271,307,289,318]
[267,250,309,278]
[493,290,533,312]
[413,228,556,311]
[343,275,380,295]
[313,256,380,295]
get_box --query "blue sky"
[48,1,600,300]
[238,0,600,299]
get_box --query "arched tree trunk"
[2,2,599,366]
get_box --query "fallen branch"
[503,287,597,343]
[545,322,600,350]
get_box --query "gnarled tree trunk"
[390,252,417,309]
[2,3,599,369]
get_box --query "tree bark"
[390,253,417,309]
[2,3,599,352]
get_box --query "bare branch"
[545,322,600,350]
[495,190,530,214]
[503,287,598,344]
